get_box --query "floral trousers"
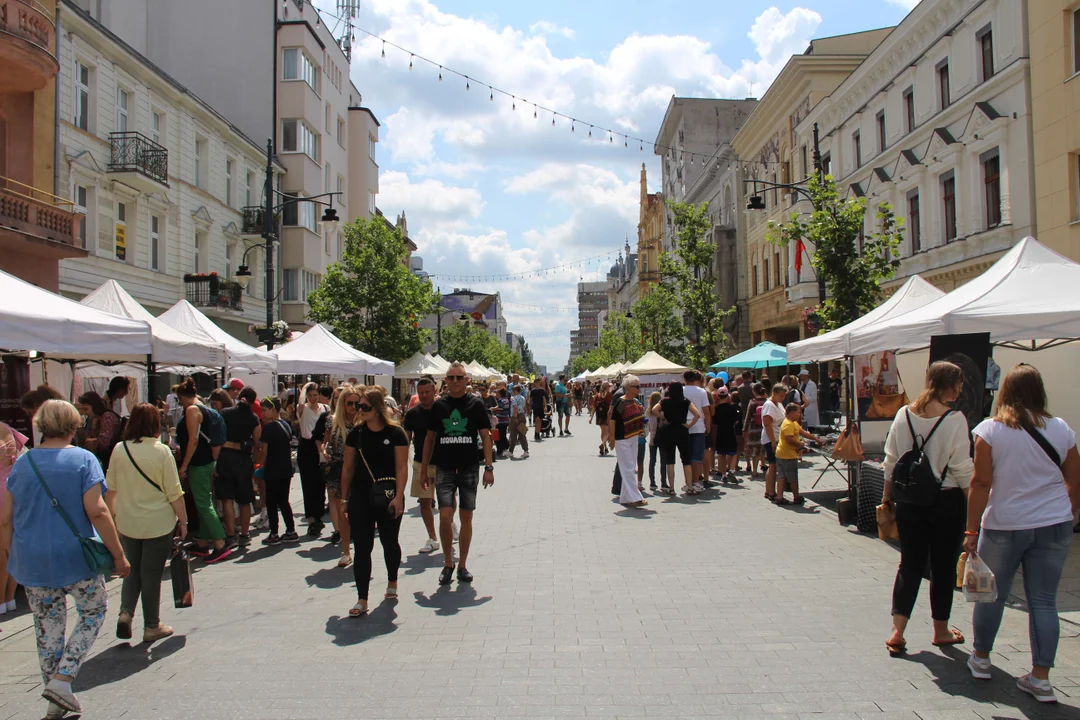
[25,576,107,682]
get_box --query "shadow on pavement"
[305,565,354,589]
[75,635,187,691]
[234,543,291,564]
[296,543,341,563]
[412,584,492,616]
[325,600,399,646]
[614,507,656,519]
[401,551,446,576]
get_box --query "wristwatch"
[484,465,494,472]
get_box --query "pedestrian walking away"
[296,383,330,537]
[554,374,572,436]
[530,378,549,443]
[683,370,712,490]
[404,377,440,553]
[653,382,699,495]
[216,387,262,548]
[174,379,231,563]
[507,385,530,459]
[258,398,299,546]
[316,384,361,565]
[594,382,613,456]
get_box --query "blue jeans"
[973,521,1073,668]
[648,444,667,486]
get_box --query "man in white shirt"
[800,369,820,428]
[760,383,788,500]
[682,370,712,490]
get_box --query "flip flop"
[348,601,368,617]
[886,639,907,657]
[932,628,965,647]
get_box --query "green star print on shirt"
[442,408,469,436]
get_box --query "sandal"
[886,639,907,657]
[764,492,776,501]
[792,495,806,505]
[932,628,966,647]
[116,611,133,640]
[384,584,398,599]
[337,555,353,568]
[348,601,368,617]
[773,497,791,506]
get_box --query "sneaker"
[693,482,704,492]
[42,680,80,714]
[252,512,269,531]
[186,544,212,557]
[559,430,564,437]
[420,538,439,553]
[262,533,281,546]
[508,452,515,459]
[565,429,571,435]
[45,701,69,719]
[522,451,529,459]
[280,531,300,544]
[204,545,236,564]
[453,522,460,542]
[967,654,992,680]
[457,567,474,583]
[1016,674,1057,703]
[143,624,174,643]
[237,534,251,547]
[328,531,341,544]
[224,535,238,548]
[306,522,322,537]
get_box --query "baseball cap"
[227,378,245,390]
[799,369,810,376]
[716,386,730,397]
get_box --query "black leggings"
[659,425,691,466]
[892,488,966,621]
[264,476,295,535]
[349,498,402,601]
[297,438,324,520]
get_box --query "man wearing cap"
[799,369,819,428]
[226,378,245,403]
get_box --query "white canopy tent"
[623,351,687,376]
[395,351,443,379]
[271,323,394,376]
[464,360,493,380]
[80,280,227,370]
[158,300,277,376]
[426,354,451,374]
[0,268,152,362]
[787,276,945,363]
[848,238,1080,355]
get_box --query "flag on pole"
[794,238,805,275]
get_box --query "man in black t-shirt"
[403,376,439,553]
[529,378,549,442]
[420,362,494,586]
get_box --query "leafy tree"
[438,321,523,374]
[307,217,438,363]
[631,283,685,359]
[518,340,539,375]
[660,201,735,368]
[599,311,642,363]
[572,346,614,375]
[766,171,904,331]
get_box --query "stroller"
[540,401,556,438]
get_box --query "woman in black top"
[175,379,230,562]
[594,382,613,456]
[341,386,408,617]
[258,398,298,545]
[652,382,701,495]
[216,387,261,547]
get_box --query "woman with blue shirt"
[0,400,128,718]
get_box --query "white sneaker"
[693,482,704,492]
[1016,673,1057,703]
[508,452,515,459]
[522,451,529,459]
[453,522,459,542]
[45,702,69,719]
[252,511,269,532]
[420,538,439,553]
[967,654,992,680]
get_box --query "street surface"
[2,427,1080,719]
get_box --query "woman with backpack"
[963,364,1080,701]
[882,361,973,657]
[652,382,701,496]
[175,379,232,564]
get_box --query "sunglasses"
[446,375,467,381]
[345,401,359,408]
[357,403,373,412]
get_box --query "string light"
[381,41,385,58]
[438,65,443,81]
[489,87,494,101]
[427,250,619,281]
[409,54,413,70]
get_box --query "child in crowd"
[743,383,767,477]
[259,398,299,545]
[773,403,823,506]
[712,387,742,483]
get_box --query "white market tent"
[427,354,451,374]
[158,300,277,375]
[464,360,492,380]
[787,275,945,363]
[848,237,1080,355]
[0,268,152,362]
[396,351,442,379]
[624,351,687,375]
[271,323,394,376]
[80,280,227,370]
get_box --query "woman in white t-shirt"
[963,364,1080,701]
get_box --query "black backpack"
[891,408,951,506]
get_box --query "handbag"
[26,452,115,576]
[866,392,908,420]
[171,538,194,608]
[354,428,398,511]
[831,426,865,462]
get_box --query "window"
[281,192,298,226]
[283,269,298,301]
[115,88,129,132]
[281,119,318,162]
[903,87,915,134]
[151,111,162,145]
[937,60,950,110]
[337,174,344,196]
[774,252,781,288]
[74,61,91,131]
[225,158,234,207]
[115,201,127,261]
[194,232,207,273]
[942,171,957,242]
[225,243,232,281]
[194,136,208,189]
[369,135,376,161]
[324,229,330,255]
[150,215,160,271]
[282,48,318,93]
[369,191,376,215]
[325,102,331,132]
[801,145,808,180]
[299,198,316,233]
[1074,9,1080,75]
[73,184,88,249]
[324,161,331,193]
[853,131,862,168]
[337,117,345,147]
[907,190,921,254]
[821,152,831,176]
[983,150,1001,228]
[876,111,886,153]
[752,264,758,295]
[245,171,253,207]
[978,26,994,82]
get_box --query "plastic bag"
[876,502,899,542]
[963,551,997,603]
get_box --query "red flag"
[794,238,804,275]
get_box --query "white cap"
[799,369,810,376]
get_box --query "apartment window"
[299,198,317,233]
[283,269,298,301]
[151,111,163,145]
[1074,9,1080,75]
[73,184,88,249]
[245,171,253,206]
[369,191,376,215]
[337,117,345,147]
[853,131,862,168]
[763,257,770,290]
[115,202,127,262]
[774,252,781,288]
[903,87,915,134]
[194,136,208,189]
[942,171,957,242]
[282,48,318,93]
[282,191,298,227]
[324,230,330,255]
[337,174,344,196]
[115,88,130,132]
[194,232,200,273]
[325,102,331,132]
[369,135,376,161]
[281,119,318,162]
[225,243,232,281]
[907,190,921,254]
[983,149,1001,228]
[937,60,950,110]
[73,61,91,131]
[821,152,831,176]
[978,26,994,82]
[876,111,886,153]
[225,158,234,207]
[150,215,160,271]
[801,145,808,180]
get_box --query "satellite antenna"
[335,0,359,61]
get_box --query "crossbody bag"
[354,427,398,511]
[1023,423,1063,467]
[123,441,166,493]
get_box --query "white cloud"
[529,20,574,39]
[377,171,484,232]
[885,0,920,9]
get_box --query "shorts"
[775,458,799,484]
[436,466,480,512]
[557,400,570,418]
[659,425,691,467]
[763,441,777,465]
[410,461,436,500]
[214,448,255,504]
[688,433,707,463]
[715,433,738,456]
[637,436,646,465]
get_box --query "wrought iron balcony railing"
[108,131,168,187]
[183,274,243,311]
[241,206,267,235]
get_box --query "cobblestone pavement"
[3,425,1080,719]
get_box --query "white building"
[797,0,1033,293]
[57,0,284,341]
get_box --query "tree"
[518,340,539,375]
[660,201,735,368]
[766,171,903,332]
[307,217,438,363]
[599,311,642,364]
[631,283,685,359]
[572,346,614,375]
[438,321,523,374]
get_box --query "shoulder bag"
[354,427,398,511]
[123,441,165,493]
[26,451,114,576]
[1023,422,1063,467]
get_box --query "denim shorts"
[435,466,480,512]
[763,441,777,465]
[688,433,707,463]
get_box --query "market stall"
[622,351,687,394]
[711,341,800,371]
[270,323,393,377]
[395,351,442,379]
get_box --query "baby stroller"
[540,401,556,438]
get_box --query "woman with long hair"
[208,388,233,412]
[883,361,973,657]
[653,382,700,495]
[175,379,231,564]
[0,420,27,617]
[75,392,110,466]
[258,398,298,545]
[340,386,408,617]
[105,403,187,643]
[964,364,1080,700]
[296,382,329,537]
[318,384,361,567]
[594,382,613,456]
[216,387,262,547]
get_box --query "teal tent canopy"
[710,341,807,370]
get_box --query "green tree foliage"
[660,201,734,368]
[631,283,685,359]
[518,340,539,375]
[439,321,523,374]
[307,217,438,363]
[766,172,904,332]
[599,311,642,363]
[572,346,614,375]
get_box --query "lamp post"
[233,138,342,350]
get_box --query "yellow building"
[1030,1,1080,259]
[731,28,892,346]
[636,163,663,296]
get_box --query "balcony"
[0,176,82,250]
[0,0,59,93]
[108,131,169,193]
[640,270,662,283]
[183,274,243,312]
[241,206,270,238]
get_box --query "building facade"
[0,0,84,290]
[607,240,639,316]
[572,280,608,360]
[636,164,663,297]
[56,0,284,341]
[798,0,1033,301]
[733,28,892,347]
[1029,0,1080,260]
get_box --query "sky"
[315,0,919,369]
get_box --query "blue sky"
[316,0,917,368]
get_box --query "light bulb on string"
[552,114,556,126]
[439,66,443,81]
[409,54,413,70]
[571,121,575,133]
[609,132,613,143]
[489,87,494,101]
[465,78,470,90]
[511,96,516,110]
[588,126,592,138]
[381,41,385,58]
